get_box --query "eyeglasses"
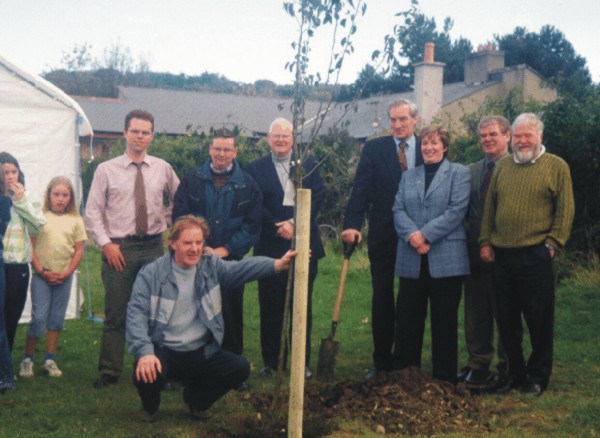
[269,134,292,140]
[211,147,236,155]
[128,129,153,137]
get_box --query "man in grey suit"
[458,115,510,386]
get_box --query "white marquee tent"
[0,53,93,323]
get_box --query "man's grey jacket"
[126,253,277,359]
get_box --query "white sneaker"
[43,359,63,377]
[19,357,34,378]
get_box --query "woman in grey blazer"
[392,126,470,383]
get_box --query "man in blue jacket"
[173,128,262,389]
[127,215,296,419]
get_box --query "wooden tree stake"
[287,188,311,438]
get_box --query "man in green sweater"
[479,113,574,396]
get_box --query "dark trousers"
[99,237,163,378]
[463,265,507,372]
[493,244,555,389]
[369,252,399,371]
[133,344,249,413]
[0,257,14,391]
[221,285,244,355]
[258,258,318,369]
[393,257,463,383]
[3,263,30,352]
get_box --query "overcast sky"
[1,0,598,84]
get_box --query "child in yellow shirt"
[18,176,87,378]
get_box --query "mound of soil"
[236,367,493,437]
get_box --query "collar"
[120,153,155,168]
[197,160,243,184]
[271,150,292,164]
[210,162,234,174]
[394,135,416,149]
[513,145,546,164]
[484,151,509,167]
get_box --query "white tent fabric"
[0,53,93,323]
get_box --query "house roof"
[320,80,495,139]
[72,63,539,141]
[74,86,323,137]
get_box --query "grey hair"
[269,117,293,133]
[512,113,544,134]
[388,99,419,118]
[479,115,510,133]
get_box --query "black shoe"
[521,382,544,396]
[465,368,494,385]
[495,375,526,394]
[190,406,212,420]
[259,366,274,376]
[305,367,312,380]
[236,380,250,392]
[457,366,472,382]
[93,374,118,389]
[364,368,380,380]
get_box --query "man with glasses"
[245,117,325,379]
[172,128,262,390]
[86,109,180,388]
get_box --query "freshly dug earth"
[226,367,493,437]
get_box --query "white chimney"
[413,42,445,125]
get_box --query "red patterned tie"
[398,141,408,171]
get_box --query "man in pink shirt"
[85,109,180,388]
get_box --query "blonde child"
[18,176,87,378]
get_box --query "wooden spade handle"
[331,258,350,323]
[331,237,357,323]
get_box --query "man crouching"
[126,215,297,419]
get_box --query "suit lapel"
[414,136,424,167]
[416,166,426,202]
[471,160,484,211]
[265,157,285,195]
[425,159,450,200]
[382,137,401,176]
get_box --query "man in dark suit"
[245,117,325,378]
[341,99,422,378]
[458,115,510,387]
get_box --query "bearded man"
[479,113,574,396]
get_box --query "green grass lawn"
[1,244,599,437]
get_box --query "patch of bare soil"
[220,367,494,437]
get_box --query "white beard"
[514,145,540,163]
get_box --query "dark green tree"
[495,25,592,84]
[382,13,472,94]
[542,78,600,252]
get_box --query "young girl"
[0,165,14,392]
[0,152,46,355]
[18,176,87,378]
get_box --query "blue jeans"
[27,274,74,338]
